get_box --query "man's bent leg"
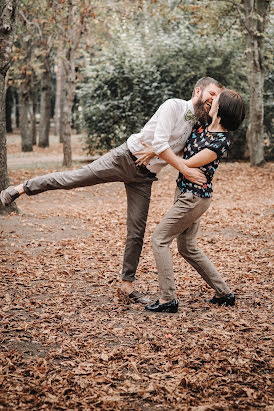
[122,181,153,283]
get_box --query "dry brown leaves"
[0,154,273,410]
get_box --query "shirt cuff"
[152,143,170,155]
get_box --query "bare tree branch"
[19,9,42,37]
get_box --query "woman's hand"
[133,142,156,166]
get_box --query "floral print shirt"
[177,123,230,198]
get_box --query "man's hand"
[133,145,207,186]
[179,162,207,185]
[133,142,156,166]
[158,148,207,186]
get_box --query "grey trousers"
[23,143,158,282]
[152,188,231,301]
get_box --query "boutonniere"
[184,110,197,123]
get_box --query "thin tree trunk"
[39,62,51,147]
[242,0,271,166]
[59,78,65,143]
[54,55,65,142]
[61,0,84,167]
[31,88,37,145]
[62,96,73,167]
[63,45,77,167]
[5,85,13,133]
[0,75,14,212]
[15,88,19,128]
[62,48,74,167]
[19,84,33,152]
[0,0,17,214]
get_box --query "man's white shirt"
[127,98,195,174]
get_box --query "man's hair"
[218,89,245,131]
[192,77,224,97]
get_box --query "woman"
[138,89,245,313]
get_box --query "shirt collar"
[188,99,194,114]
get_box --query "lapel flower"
[184,110,197,122]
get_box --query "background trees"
[186,0,272,165]
[0,0,273,212]
[241,0,272,166]
[78,23,247,151]
[79,7,251,158]
[77,0,273,162]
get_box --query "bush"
[78,49,173,153]
[77,22,271,160]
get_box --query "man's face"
[194,84,223,124]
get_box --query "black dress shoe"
[205,292,235,307]
[145,299,178,313]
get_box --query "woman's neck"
[207,116,227,132]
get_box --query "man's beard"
[194,97,211,125]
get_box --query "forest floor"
[0,132,273,410]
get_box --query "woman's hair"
[218,89,245,131]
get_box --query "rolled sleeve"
[207,136,230,159]
[151,99,179,155]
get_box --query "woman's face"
[209,93,220,119]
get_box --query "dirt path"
[0,135,273,409]
[6,133,98,169]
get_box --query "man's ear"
[194,87,201,97]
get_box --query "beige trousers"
[23,143,158,282]
[152,188,231,301]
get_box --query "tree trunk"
[19,83,33,152]
[0,0,17,214]
[59,0,85,166]
[61,0,85,167]
[5,85,13,132]
[59,78,65,143]
[54,55,65,142]
[62,96,73,167]
[62,59,74,167]
[15,87,19,127]
[31,88,37,145]
[62,46,76,167]
[39,60,51,147]
[242,0,271,166]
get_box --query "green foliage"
[78,52,167,152]
[77,2,272,159]
[78,26,245,157]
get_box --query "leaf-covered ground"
[0,135,273,410]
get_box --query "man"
[1,77,224,303]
